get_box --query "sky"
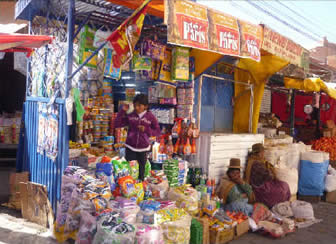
[197,0,336,50]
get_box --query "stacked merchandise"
[0,113,21,144]
[177,84,194,119]
[163,159,179,187]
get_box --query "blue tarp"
[299,160,329,196]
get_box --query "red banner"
[107,0,151,68]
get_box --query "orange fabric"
[107,0,164,18]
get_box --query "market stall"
[10,0,327,243]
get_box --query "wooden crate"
[210,228,234,244]
[235,219,249,238]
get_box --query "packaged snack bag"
[118,176,137,198]
[104,48,121,79]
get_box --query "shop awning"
[0,33,53,56]
[107,0,164,18]
[284,77,336,100]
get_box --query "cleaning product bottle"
[183,138,192,156]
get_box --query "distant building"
[310,37,336,68]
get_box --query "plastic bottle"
[191,139,197,154]
[183,138,192,156]
[159,138,166,154]
[179,137,185,155]
[206,179,212,197]
[166,136,174,157]
[174,138,180,154]
[211,179,216,197]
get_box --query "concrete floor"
[231,202,336,244]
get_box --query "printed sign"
[239,20,263,62]
[208,9,240,56]
[262,25,306,67]
[165,0,263,62]
[166,0,209,50]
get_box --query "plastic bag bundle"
[325,174,336,192]
[160,215,192,244]
[136,209,156,225]
[93,212,136,244]
[271,201,293,218]
[155,208,189,225]
[167,185,199,215]
[119,205,140,224]
[291,200,315,220]
[135,224,164,244]
[75,211,97,244]
[190,218,203,244]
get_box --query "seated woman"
[217,158,255,216]
[245,143,291,208]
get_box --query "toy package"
[171,47,190,82]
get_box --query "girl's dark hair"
[226,168,240,178]
[133,94,149,106]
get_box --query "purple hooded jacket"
[114,110,160,151]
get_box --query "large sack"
[275,166,299,195]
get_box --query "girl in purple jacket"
[115,94,160,181]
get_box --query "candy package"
[158,49,176,86]
[139,200,161,212]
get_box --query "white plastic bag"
[325,175,336,192]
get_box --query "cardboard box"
[326,191,336,204]
[4,172,29,210]
[210,228,234,244]
[235,219,249,238]
[19,182,54,228]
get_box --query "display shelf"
[0,144,18,150]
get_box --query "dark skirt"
[253,179,291,208]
